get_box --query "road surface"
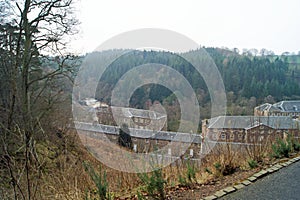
[221,161,300,200]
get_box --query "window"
[189,149,194,157]
[221,133,226,140]
[230,133,235,140]
[133,144,137,152]
[293,105,298,111]
[238,134,243,140]
[259,136,264,142]
[212,133,218,140]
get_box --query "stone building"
[202,116,300,144]
[97,106,167,131]
[254,100,300,118]
[75,122,202,158]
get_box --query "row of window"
[220,132,243,140]
[211,131,285,141]
[268,112,299,116]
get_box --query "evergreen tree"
[118,124,133,149]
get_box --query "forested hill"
[205,48,300,99]
[80,48,300,110]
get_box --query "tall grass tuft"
[83,161,111,200]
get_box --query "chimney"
[202,119,209,137]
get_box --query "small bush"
[186,160,196,184]
[137,190,145,200]
[213,162,221,171]
[178,175,187,186]
[205,167,212,174]
[118,124,132,149]
[213,162,222,177]
[222,164,237,176]
[292,140,300,152]
[293,143,300,151]
[213,161,237,176]
[138,168,166,199]
[271,137,292,158]
[83,162,110,200]
[248,159,258,169]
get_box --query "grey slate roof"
[74,122,202,143]
[255,100,300,113]
[208,116,300,130]
[273,101,300,112]
[255,103,272,111]
[255,103,281,112]
[111,106,166,120]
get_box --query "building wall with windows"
[75,122,202,159]
[202,116,300,144]
[97,106,167,131]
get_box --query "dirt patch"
[166,168,260,199]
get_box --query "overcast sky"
[71,0,300,55]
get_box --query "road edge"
[202,155,300,200]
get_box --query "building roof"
[207,116,299,130]
[254,103,281,113]
[255,100,300,113]
[255,103,272,111]
[273,101,300,112]
[74,122,201,143]
[111,106,166,120]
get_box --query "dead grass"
[2,129,296,200]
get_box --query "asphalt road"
[220,161,300,200]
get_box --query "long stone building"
[254,100,300,118]
[77,98,167,130]
[202,116,300,144]
[97,106,167,131]
[75,122,202,158]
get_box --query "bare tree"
[0,0,79,199]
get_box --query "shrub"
[83,162,110,200]
[293,142,300,151]
[222,164,237,176]
[186,160,196,184]
[137,190,145,200]
[118,124,132,149]
[213,162,222,177]
[205,167,212,174]
[271,137,292,158]
[138,168,166,199]
[177,160,197,186]
[292,139,300,152]
[248,159,258,169]
[213,162,221,171]
[245,140,269,164]
[213,161,237,176]
[178,174,187,186]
